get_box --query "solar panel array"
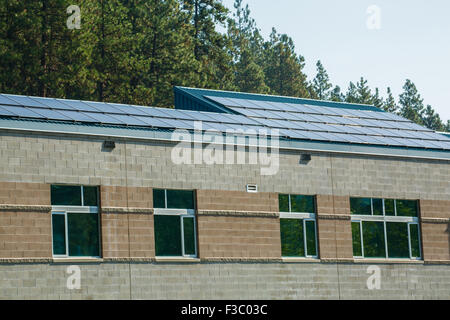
[0,93,449,151]
[204,96,450,150]
[0,94,270,134]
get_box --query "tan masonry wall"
[0,132,448,262]
[419,200,450,262]
[315,195,353,261]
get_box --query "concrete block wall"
[0,262,450,300]
[0,130,449,299]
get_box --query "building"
[0,87,449,299]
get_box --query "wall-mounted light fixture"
[300,153,312,164]
[102,141,116,151]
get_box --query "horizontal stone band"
[197,210,279,218]
[421,217,450,224]
[101,207,154,214]
[0,204,51,212]
[317,214,351,221]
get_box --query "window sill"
[52,257,104,264]
[282,257,320,263]
[353,258,423,264]
[155,257,200,263]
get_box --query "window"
[51,185,100,258]
[350,197,421,260]
[153,189,197,257]
[279,194,317,258]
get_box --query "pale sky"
[221,0,450,122]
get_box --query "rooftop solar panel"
[57,110,98,122]
[0,105,19,116]
[27,108,72,121]
[0,94,21,106]
[3,95,47,108]
[31,97,77,110]
[59,100,101,113]
[4,106,43,118]
[84,102,127,114]
[85,112,126,125]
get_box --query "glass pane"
[410,224,421,258]
[51,185,82,206]
[154,215,182,256]
[386,222,409,258]
[372,198,383,216]
[396,200,418,217]
[352,222,362,257]
[52,214,66,255]
[183,217,196,255]
[83,186,98,206]
[350,198,372,215]
[291,195,315,213]
[280,219,304,257]
[166,190,195,209]
[67,213,99,257]
[153,189,166,208]
[279,194,289,212]
[305,220,317,256]
[385,199,395,216]
[362,221,386,258]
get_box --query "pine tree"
[422,105,444,131]
[228,0,267,93]
[372,88,384,109]
[383,87,398,113]
[399,79,425,125]
[182,0,234,90]
[355,77,372,104]
[311,60,332,100]
[330,86,344,102]
[262,28,309,98]
[345,82,358,103]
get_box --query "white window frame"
[351,197,421,260]
[280,194,318,259]
[51,185,100,259]
[51,206,100,259]
[153,189,198,258]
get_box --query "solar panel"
[31,97,77,110]
[85,112,126,125]
[287,103,322,114]
[0,105,18,116]
[204,96,238,107]
[84,101,124,114]
[4,106,43,118]
[57,110,98,122]
[108,114,149,126]
[291,113,324,123]
[27,108,72,121]
[310,114,342,124]
[3,95,47,108]
[0,94,21,106]
[139,107,174,119]
[332,117,361,126]
[59,99,101,112]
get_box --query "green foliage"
[399,79,425,125]
[262,28,309,98]
[0,0,447,128]
[311,60,332,100]
[383,87,398,113]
